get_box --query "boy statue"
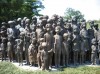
[91,38,97,65]
[28,38,37,66]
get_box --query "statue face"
[46,28,50,32]
[66,24,71,29]
[64,36,68,40]
[73,28,78,33]
[20,35,24,39]
[82,25,86,29]
[10,24,14,28]
[55,29,60,34]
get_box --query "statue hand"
[41,60,44,63]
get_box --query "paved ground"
[12,62,58,72]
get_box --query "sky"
[40,0,100,21]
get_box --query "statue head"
[32,16,37,24]
[8,21,15,28]
[52,14,59,22]
[1,25,6,31]
[25,19,30,25]
[92,38,96,45]
[39,38,45,44]
[72,16,77,24]
[73,25,78,33]
[81,22,86,29]
[39,16,44,20]
[42,42,47,50]
[89,21,94,28]
[63,33,68,40]
[41,18,47,27]
[20,32,25,39]
[1,22,6,27]
[43,15,49,20]
[47,19,53,25]
[8,37,13,42]
[55,26,61,34]
[46,24,51,32]
[32,38,37,45]
[17,18,22,24]
[46,23,51,28]
[2,38,6,43]
[65,23,71,30]
[94,24,98,30]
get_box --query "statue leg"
[58,50,61,68]
[80,52,82,64]
[76,51,78,65]
[94,53,97,65]
[82,51,84,64]
[4,50,6,61]
[11,51,13,62]
[21,53,23,65]
[73,51,76,65]
[84,51,87,63]
[17,53,20,65]
[8,51,10,62]
[62,51,65,67]
[73,51,78,65]
[55,52,58,68]
[91,53,94,65]
[46,59,49,70]
[66,52,69,66]
[33,52,36,66]
[25,44,29,65]
[48,52,53,68]
[1,50,4,61]
[99,53,100,64]
[37,54,41,68]
[41,61,45,70]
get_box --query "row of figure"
[0,14,100,71]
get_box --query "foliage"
[0,61,100,74]
[64,8,84,21]
[0,0,44,23]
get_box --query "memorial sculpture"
[0,15,100,70]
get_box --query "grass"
[0,61,100,74]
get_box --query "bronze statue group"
[0,14,100,71]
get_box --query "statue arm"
[41,51,44,63]
[0,44,3,50]
[51,35,54,49]
[7,28,10,36]
[44,34,46,42]
[53,36,56,53]
[48,49,53,53]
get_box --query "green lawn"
[0,61,100,74]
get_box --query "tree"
[64,8,84,21]
[0,0,44,23]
